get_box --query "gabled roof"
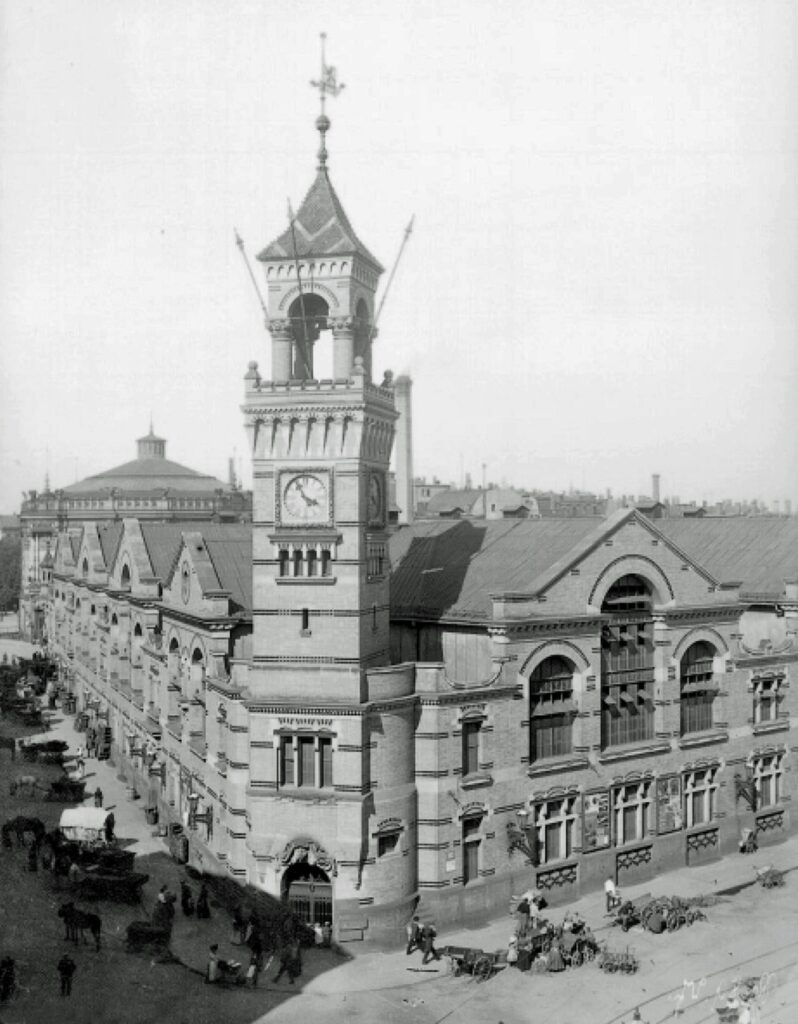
[425,489,483,516]
[257,169,383,272]
[97,522,123,568]
[388,518,602,620]
[203,527,252,615]
[138,523,191,581]
[656,517,798,599]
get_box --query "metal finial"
[309,32,344,169]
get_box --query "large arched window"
[81,558,89,578]
[530,656,576,761]
[680,641,717,735]
[120,563,131,589]
[600,575,655,749]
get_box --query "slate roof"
[203,527,252,615]
[388,518,602,620]
[97,522,123,569]
[62,455,229,496]
[656,517,798,599]
[424,489,483,517]
[257,169,383,271]
[139,523,192,581]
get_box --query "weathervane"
[310,32,344,169]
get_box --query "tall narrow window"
[301,608,310,634]
[298,736,315,787]
[306,550,318,577]
[601,576,655,749]
[280,737,295,786]
[683,766,719,827]
[753,752,784,808]
[321,550,332,577]
[462,719,481,776]
[534,796,577,864]
[612,780,653,845]
[293,550,303,577]
[319,737,333,788]
[530,657,575,761]
[680,642,717,735]
[278,549,289,577]
[754,674,783,724]
[462,816,482,885]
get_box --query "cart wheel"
[585,946,596,962]
[571,949,582,968]
[474,956,492,982]
[666,910,679,932]
[452,961,462,977]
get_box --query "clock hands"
[296,481,319,507]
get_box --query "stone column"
[331,316,355,379]
[270,319,293,381]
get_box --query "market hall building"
[42,93,798,944]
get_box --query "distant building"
[18,429,250,642]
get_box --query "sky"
[1,0,796,512]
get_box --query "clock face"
[181,563,190,604]
[367,474,383,523]
[283,474,328,522]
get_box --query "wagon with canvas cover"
[58,808,111,847]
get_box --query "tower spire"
[310,32,345,170]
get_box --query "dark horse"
[58,903,102,951]
[2,816,46,848]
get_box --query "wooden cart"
[441,945,507,981]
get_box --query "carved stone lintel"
[279,838,335,875]
[330,316,355,333]
[269,318,294,335]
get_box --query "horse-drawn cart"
[596,944,639,974]
[441,945,507,981]
[613,893,706,933]
[560,928,599,967]
[77,870,149,903]
[45,778,87,802]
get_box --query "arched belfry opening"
[287,293,330,379]
[353,297,373,381]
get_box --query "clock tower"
[240,42,413,939]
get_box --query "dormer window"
[120,564,131,590]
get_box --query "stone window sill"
[460,773,493,790]
[276,577,337,586]
[678,730,729,749]
[598,741,671,764]
[275,787,336,802]
[752,720,790,736]
[527,755,589,777]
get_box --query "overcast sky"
[1,0,796,512]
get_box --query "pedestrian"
[313,921,324,946]
[94,787,103,808]
[196,883,211,919]
[273,943,298,984]
[321,921,332,948]
[421,922,441,964]
[506,937,519,968]
[405,914,421,955]
[605,877,621,913]
[104,812,115,843]
[515,895,530,933]
[68,860,80,884]
[0,957,16,1002]
[245,951,260,988]
[57,954,76,997]
[180,880,195,917]
[77,757,85,779]
[231,906,244,945]
[244,910,258,947]
[206,944,220,984]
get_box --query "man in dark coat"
[104,812,115,843]
[421,923,441,964]
[57,955,76,996]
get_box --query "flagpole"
[234,230,271,328]
[369,216,415,344]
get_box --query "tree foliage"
[0,535,22,612]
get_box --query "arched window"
[529,656,576,761]
[120,564,131,589]
[680,642,717,735]
[600,575,655,749]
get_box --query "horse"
[2,816,46,847]
[9,774,42,797]
[58,903,102,951]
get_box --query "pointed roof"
[257,169,383,272]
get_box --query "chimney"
[394,375,414,524]
[228,457,237,489]
[652,473,661,503]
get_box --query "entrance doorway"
[282,861,332,925]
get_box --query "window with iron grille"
[462,815,482,885]
[683,766,719,827]
[462,719,482,776]
[680,642,717,735]
[533,795,577,864]
[753,674,783,724]
[530,656,575,761]
[752,752,784,808]
[612,780,653,845]
[377,830,400,857]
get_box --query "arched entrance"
[279,839,335,926]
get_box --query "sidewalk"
[31,707,798,997]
